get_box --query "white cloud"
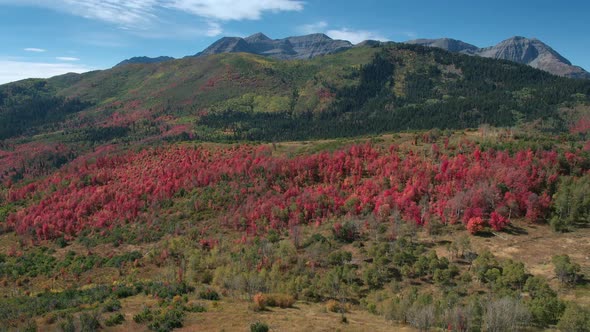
[0,0,304,30]
[205,21,222,37]
[56,57,80,61]
[166,0,304,21]
[24,48,46,52]
[326,28,388,44]
[129,23,222,39]
[0,60,93,85]
[298,21,328,34]
[297,21,389,44]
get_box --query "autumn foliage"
[3,141,585,240]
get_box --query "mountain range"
[117,33,589,79]
[406,36,590,79]
[195,32,353,60]
[4,40,589,144]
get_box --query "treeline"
[196,45,589,142]
[0,80,91,139]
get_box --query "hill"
[1,43,589,146]
[1,40,590,332]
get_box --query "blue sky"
[0,0,589,84]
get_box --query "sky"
[0,0,589,84]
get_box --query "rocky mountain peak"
[406,36,589,79]
[194,33,352,60]
[244,32,271,42]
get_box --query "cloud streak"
[0,60,92,84]
[326,28,388,44]
[0,0,304,36]
[24,48,46,52]
[167,0,304,21]
[56,57,80,61]
[298,21,328,35]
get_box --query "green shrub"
[22,319,38,332]
[147,307,184,332]
[56,237,69,248]
[198,288,220,301]
[302,233,328,248]
[134,305,186,332]
[58,315,76,332]
[133,306,154,324]
[145,282,194,300]
[102,298,122,312]
[250,321,269,332]
[332,220,360,243]
[328,251,352,266]
[105,313,125,326]
[79,311,101,332]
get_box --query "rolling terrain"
[0,38,589,331]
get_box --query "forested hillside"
[2,43,589,144]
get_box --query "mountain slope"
[1,42,590,193]
[195,32,353,60]
[406,36,590,79]
[1,43,587,145]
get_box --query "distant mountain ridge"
[406,38,479,54]
[406,36,590,79]
[112,33,589,79]
[116,56,175,67]
[194,32,353,60]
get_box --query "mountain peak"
[195,33,352,60]
[406,36,588,79]
[506,35,528,41]
[244,32,271,42]
[307,33,332,39]
[480,36,573,67]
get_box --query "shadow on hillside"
[476,231,495,238]
[502,224,528,236]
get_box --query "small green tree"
[498,260,527,290]
[552,255,581,285]
[551,175,590,232]
[524,276,565,327]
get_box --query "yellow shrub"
[252,293,266,311]
[326,300,348,313]
[265,293,295,308]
